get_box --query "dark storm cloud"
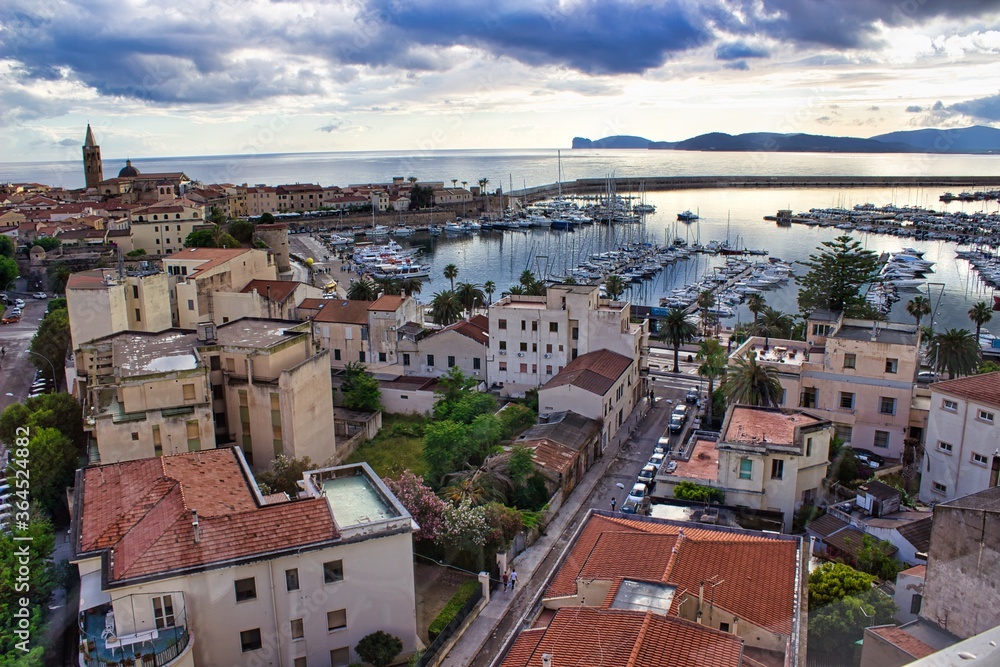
[715,42,770,61]
[951,93,1000,121]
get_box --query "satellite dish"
[615,482,625,489]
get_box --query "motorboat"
[677,210,699,222]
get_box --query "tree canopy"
[796,235,879,316]
[808,563,896,660]
[340,362,382,412]
[29,307,70,387]
[0,511,56,666]
[722,351,783,407]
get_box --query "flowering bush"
[436,500,489,552]
[384,470,448,543]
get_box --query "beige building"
[310,295,420,369]
[71,449,418,667]
[129,198,207,254]
[245,185,277,217]
[659,407,832,532]
[918,371,1000,503]
[397,315,489,378]
[164,247,277,329]
[213,279,323,324]
[538,349,640,450]
[276,184,324,213]
[66,267,172,351]
[730,312,921,460]
[487,284,648,397]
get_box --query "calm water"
[5,149,999,335]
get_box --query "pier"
[511,175,1000,200]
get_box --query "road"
[0,294,46,414]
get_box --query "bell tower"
[83,124,104,190]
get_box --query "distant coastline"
[572,126,1000,154]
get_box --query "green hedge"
[428,579,480,641]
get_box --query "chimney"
[698,580,705,622]
[192,509,201,544]
[731,617,738,635]
[541,654,553,667]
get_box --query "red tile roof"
[369,294,406,312]
[868,626,937,659]
[76,448,337,585]
[931,371,1000,410]
[541,349,633,396]
[523,438,579,476]
[499,607,744,667]
[898,564,926,578]
[240,279,301,303]
[312,299,371,324]
[440,317,489,345]
[546,514,799,636]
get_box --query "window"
[210,356,221,371]
[403,353,411,366]
[499,362,507,372]
[186,420,201,452]
[333,349,341,361]
[152,426,162,457]
[806,437,813,457]
[572,326,579,341]
[549,322,558,332]
[519,342,528,352]
[910,594,923,615]
[942,399,958,412]
[330,647,350,667]
[499,340,507,351]
[972,452,988,465]
[183,383,196,400]
[771,459,784,480]
[378,352,387,362]
[800,387,817,409]
[187,299,194,310]
[839,392,855,410]
[285,568,299,591]
[131,432,139,441]
[835,424,853,442]
[472,357,481,370]
[531,321,538,332]
[546,365,553,375]
[212,384,224,400]
[323,560,344,584]
[885,358,898,373]
[719,622,730,633]
[427,354,435,367]
[546,343,553,354]
[152,595,175,630]
[843,353,856,369]
[879,397,896,415]
[519,363,528,373]
[448,355,455,368]
[498,319,507,330]
[874,430,889,449]
[135,307,141,322]
[234,577,257,602]
[358,351,365,362]
[327,608,347,632]
[240,628,263,652]
[932,482,947,495]
[290,618,304,640]
[739,458,752,480]
[521,320,526,331]
[937,441,953,454]
[979,410,995,424]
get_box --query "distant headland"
[571,125,1000,153]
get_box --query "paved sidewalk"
[438,398,655,667]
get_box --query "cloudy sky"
[2,0,1000,163]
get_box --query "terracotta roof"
[312,299,371,324]
[723,407,823,446]
[440,317,489,345]
[369,294,406,312]
[806,513,848,538]
[240,279,300,303]
[545,514,799,636]
[931,371,1000,410]
[898,564,926,578]
[298,298,327,310]
[868,626,937,659]
[523,438,579,476]
[499,607,744,667]
[541,349,633,396]
[76,448,337,585]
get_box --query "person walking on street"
[610,497,616,512]
[509,569,518,590]
[502,570,509,591]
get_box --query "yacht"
[677,210,699,222]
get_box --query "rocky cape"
[571,126,1000,153]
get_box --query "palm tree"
[430,290,462,326]
[746,293,765,325]
[722,351,784,407]
[519,270,537,289]
[906,296,931,329]
[934,328,980,378]
[443,263,459,290]
[697,289,715,336]
[455,282,485,320]
[373,276,401,296]
[408,176,418,185]
[399,277,423,297]
[461,181,468,189]
[604,275,627,301]
[507,285,526,295]
[753,306,794,348]
[661,307,697,374]
[478,177,489,193]
[483,280,496,305]
[451,179,458,188]
[696,339,728,427]
[968,301,993,349]
[346,278,377,301]
[439,469,503,507]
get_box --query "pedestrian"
[502,570,509,591]
[610,497,616,512]
[509,569,518,590]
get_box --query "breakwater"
[512,175,1000,200]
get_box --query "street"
[0,293,46,414]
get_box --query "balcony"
[79,595,192,667]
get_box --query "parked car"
[647,452,665,471]
[917,371,939,382]
[668,414,685,433]
[849,447,885,468]
[627,482,648,504]
[637,464,657,487]
[1,314,20,324]
[620,496,651,515]
[672,404,689,419]
[685,387,699,403]
[32,292,47,299]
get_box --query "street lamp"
[27,350,58,389]
[3,275,20,294]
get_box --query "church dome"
[118,159,140,178]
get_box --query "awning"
[79,570,111,611]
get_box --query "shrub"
[674,480,724,504]
[428,579,480,641]
[355,630,403,667]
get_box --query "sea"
[4,149,1000,337]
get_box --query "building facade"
[164,248,277,329]
[66,267,172,352]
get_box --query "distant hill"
[869,125,1000,152]
[572,126,1000,153]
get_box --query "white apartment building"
[71,449,418,667]
[487,284,648,397]
[918,371,1000,503]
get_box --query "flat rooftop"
[321,475,399,527]
[111,331,200,378]
[669,437,719,482]
[723,406,823,447]
[214,318,304,349]
[833,323,917,346]
[735,337,808,369]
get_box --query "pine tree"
[796,235,879,315]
